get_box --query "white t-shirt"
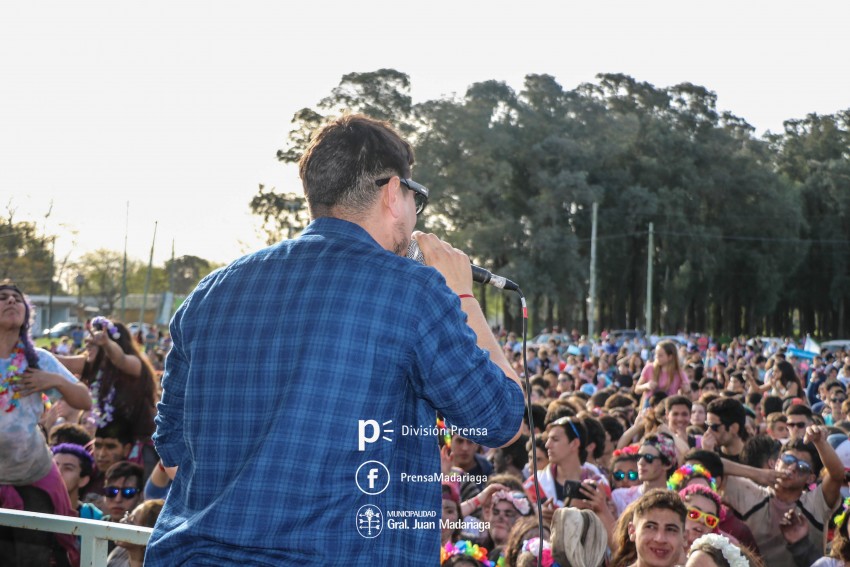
[0,348,80,485]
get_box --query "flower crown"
[613,444,640,458]
[492,490,531,516]
[668,463,717,492]
[520,538,560,567]
[441,540,502,566]
[835,496,850,529]
[690,533,749,567]
[91,317,120,340]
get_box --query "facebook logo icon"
[355,460,390,495]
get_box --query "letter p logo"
[358,419,394,451]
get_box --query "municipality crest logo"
[356,504,383,539]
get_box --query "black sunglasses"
[787,422,808,429]
[638,453,660,464]
[707,423,724,431]
[831,397,846,403]
[613,470,639,482]
[104,486,140,499]
[375,177,429,215]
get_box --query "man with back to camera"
[146,115,526,565]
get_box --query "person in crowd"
[48,422,93,448]
[768,360,805,400]
[703,398,748,461]
[740,435,781,469]
[626,489,688,567]
[59,317,158,479]
[635,340,690,405]
[441,482,463,545]
[0,280,91,567]
[612,434,678,515]
[823,380,847,425]
[101,461,144,523]
[478,489,531,557]
[687,533,763,567]
[83,418,134,504]
[440,540,496,567]
[611,446,642,490]
[678,484,725,549]
[524,436,548,479]
[691,401,707,430]
[722,425,843,567]
[107,499,164,567]
[52,443,102,520]
[765,413,790,442]
[784,405,814,441]
[148,115,525,565]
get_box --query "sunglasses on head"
[613,470,639,482]
[638,453,661,464]
[687,507,719,529]
[780,453,813,474]
[104,486,140,499]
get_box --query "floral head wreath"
[668,463,718,492]
[690,533,750,567]
[642,434,677,465]
[492,490,531,516]
[613,444,640,458]
[441,540,502,566]
[834,496,850,530]
[91,317,120,340]
[520,538,560,567]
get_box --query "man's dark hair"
[525,403,547,433]
[49,422,92,448]
[707,398,748,440]
[684,449,724,479]
[762,395,783,416]
[786,404,814,420]
[826,380,847,394]
[699,377,719,390]
[547,417,588,463]
[604,393,636,411]
[544,401,576,426]
[96,418,134,446]
[298,114,415,218]
[784,438,823,477]
[104,461,144,487]
[52,443,95,479]
[599,415,625,445]
[578,414,606,460]
[665,395,692,412]
[740,435,782,469]
[493,434,529,476]
[589,391,612,409]
[632,488,687,526]
[746,392,763,409]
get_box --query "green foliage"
[263,69,850,337]
[0,212,55,294]
[249,185,309,245]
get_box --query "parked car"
[41,322,83,339]
[822,340,850,354]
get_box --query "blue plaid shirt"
[147,218,524,566]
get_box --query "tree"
[0,210,56,294]
[73,249,130,315]
[249,185,309,245]
[164,255,220,295]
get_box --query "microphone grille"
[406,238,425,265]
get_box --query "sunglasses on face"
[613,470,639,482]
[687,507,719,529]
[707,423,724,431]
[638,453,660,464]
[831,397,846,403]
[787,422,808,429]
[779,453,813,474]
[375,177,429,215]
[104,486,140,499]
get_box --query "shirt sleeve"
[36,349,80,403]
[408,288,524,448]
[152,308,189,467]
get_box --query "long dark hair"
[81,320,156,439]
[1,281,40,369]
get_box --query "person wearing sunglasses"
[721,424,844,567]
[784,405,814,441]
[703,398,748,462]
[610,449,641,490]
[612,434,678,516]
[101,461,143,522]
[147,115,526,567]
[678,485,724,550]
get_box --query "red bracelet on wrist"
[458,294,475,300]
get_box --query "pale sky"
[2,0,848,268]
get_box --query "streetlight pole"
[75,274,85,322]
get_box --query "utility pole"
[588,202,598,339]
[645,222,654,334]
[120,202,129,321]
[139,221,158,326]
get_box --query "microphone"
[406,239,518,291]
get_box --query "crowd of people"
[437,329,850,567]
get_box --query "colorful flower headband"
[520,538,559,567]
[690,533,749,567]
[643,434,677,465]
[441,540,502,566]
[492,490,531,516]
[91,317,120,340]
[613,444,640,458]
[436,417,452,449]
[667,464,717,492]
[835,496,850,529]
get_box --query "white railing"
[0,508,153,567]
